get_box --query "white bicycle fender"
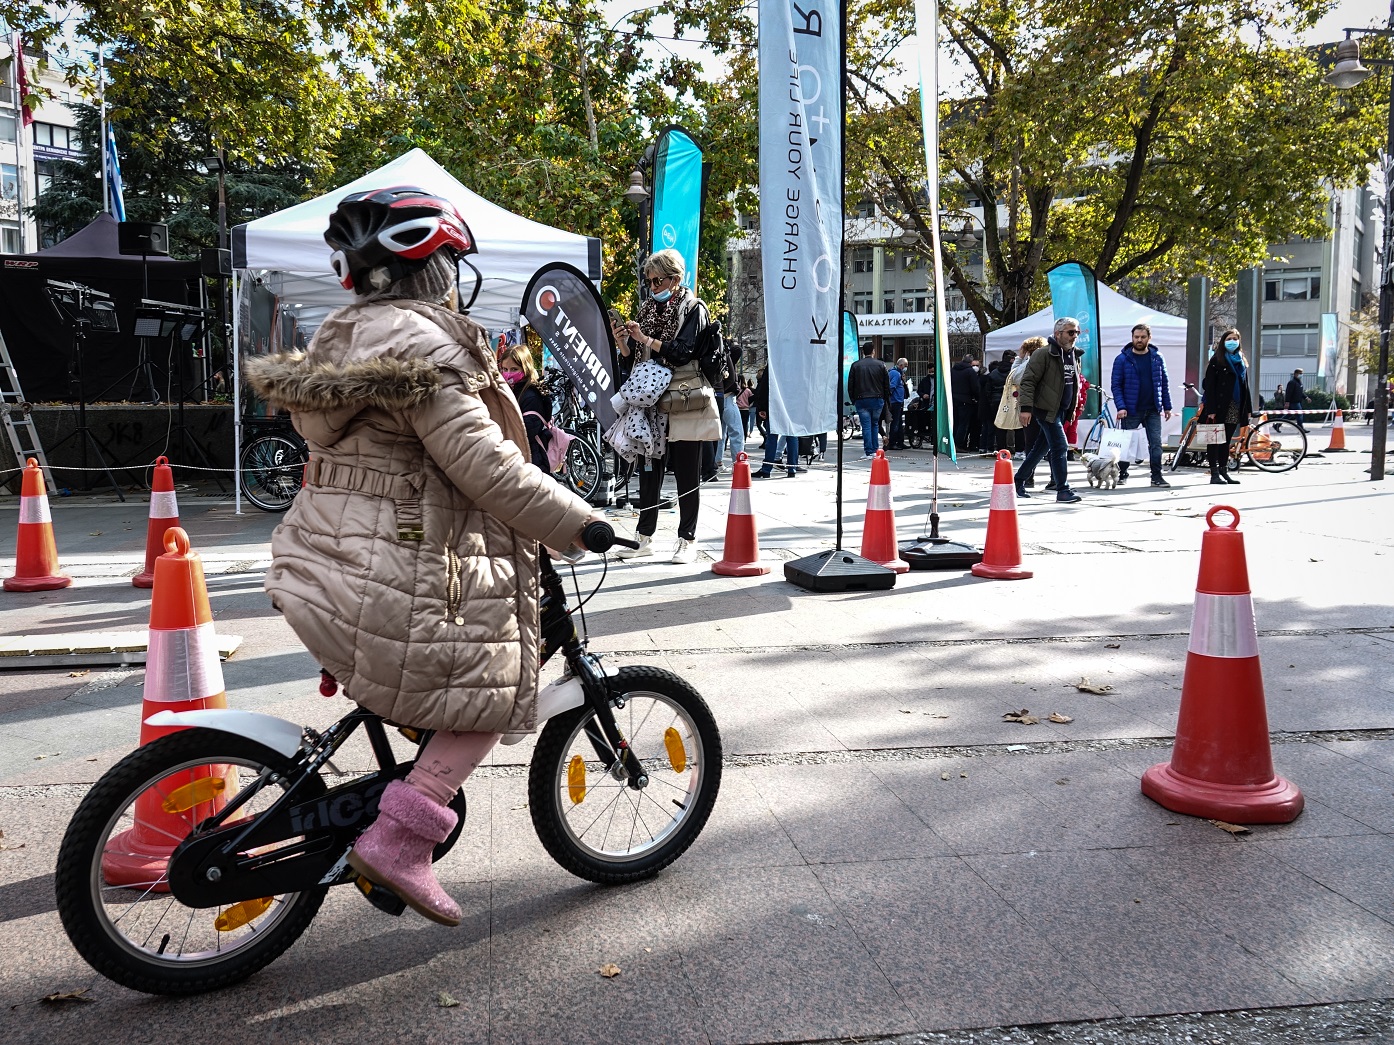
[144,708,304,759]
[500,676,588,746]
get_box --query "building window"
[0,115,14,144]
[902,295,928,313]
[902,252,921,271]
[32,122,74,151]
[852,291,873,315]
[945,289,967,311]
[0,163,17,202]
[855,200,876,219]
[853,248,872,273]
[1353,226,1365,265]
[1264,270,1320,302]
[0,224,18,254]
[882,297,895,313]
[1259,325,1318,357]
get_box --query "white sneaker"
[614,535,653,560]
[670,538,698,564]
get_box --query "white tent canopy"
[984,282,1188,439]
[231,148,601,336]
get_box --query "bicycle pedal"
[355,874,407,916]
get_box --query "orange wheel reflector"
[214,896,273,932]
[567,754,587,804]
[664,727,687,774]
[161,775,227,814]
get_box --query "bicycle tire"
[55,729,328,995]
[239,434,307,512]
[1244,418,1307,472]
[528,666,722,884]
[1168,420,1197,471]
[1082,419,1106,454]
[560,437,604,500]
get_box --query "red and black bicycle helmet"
[324,186,476,292]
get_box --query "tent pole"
[232,268,242,515]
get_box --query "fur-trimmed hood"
[244,352,443,413]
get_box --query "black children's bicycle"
[54,521,722,995]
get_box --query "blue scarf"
[1225,350,1245,399]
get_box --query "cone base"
[4,574,71,592]
[1141,761,1304,824]
[971,561,1033,580]
[867,556,910,574]
[899,538,982,570]
[132,571,155,588]
[1322,447,1352,453]
[101,826,174,891]
[712,560,772,576]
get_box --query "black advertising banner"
[521,263,619,429]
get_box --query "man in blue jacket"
[1109,322,1173,487]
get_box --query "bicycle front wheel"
[560,437,604,500]
[1081,419,1105,455]
[239,434,307,512]
[529,666,722,884]
[1244,418,1307,472]
[55,729,328,995]
[1168,421,1197,471]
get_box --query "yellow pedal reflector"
[664,727,688,774]
[567,754,587,804]
[214,896,273,932]
[161,775,226,814]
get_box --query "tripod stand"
[93,253,161,404]
[47,309,127,501]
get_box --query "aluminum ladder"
[0,329,57,492]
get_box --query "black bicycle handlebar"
[582,520,639,552]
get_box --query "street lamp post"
[623,166,650,300]
[1324,15,1394,480]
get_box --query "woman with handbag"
[1199,327,1249,485]
[617,249,721,564]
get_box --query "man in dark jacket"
[1109,323,1173,487]
[848,343,892,458]
[950,354,981,452]
[1285,369,1306,421]
[1014,318,1083,503]
[981,350,1014,451]
[887,357,909,450]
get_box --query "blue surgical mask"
[652,288,673,302]
[1224,340,1239,351]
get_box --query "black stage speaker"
[118,221,170,257]
[201,247,232,277]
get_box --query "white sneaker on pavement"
[614,535,653,560]
[670,538,698,564]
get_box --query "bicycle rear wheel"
[239,434,307,512]
[1244,418,1307,472]
[560,437,604,500]
[1168,420,1197,471]
[1081,419,1105,454]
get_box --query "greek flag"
[105,125,126,221]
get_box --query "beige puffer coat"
[244,299,593,734]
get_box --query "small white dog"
[1084,448,1121,489]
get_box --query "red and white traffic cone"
[860,450,908,573]
[4,458,70,592]
[1324,409,1350,452]
[713,452,770,576]
[133,456,180,589]
[102,527,230,888]
[971,450,1032,580]
[1141,506,1303,824]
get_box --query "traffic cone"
[1141,506,1303,824]
[1324,409,1350,452]
[133,456,180,588]
[4,458,70,592]
[971,450,1033,580]
[713,452,770,577]
[103,526,231,888]
[859,450,908,574]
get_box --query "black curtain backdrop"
[0,215,202,403]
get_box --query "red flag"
[15,35,33,128]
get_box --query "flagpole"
[99,49,107,216]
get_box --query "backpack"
[696,319,731,388]
[523,412,576,473]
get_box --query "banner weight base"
[784,549,896,593]
[899,537,982,571]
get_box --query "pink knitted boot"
[348,780,461,926]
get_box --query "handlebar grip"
[581,520,638,552]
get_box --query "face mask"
[501,369,526,386]
[1224,340,1239,351]
[652,288,673,302]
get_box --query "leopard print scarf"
[637,285,690,348]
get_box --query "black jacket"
[848,356,892,401]
[1201,354,1252,424]
[950,361,980,401]
[1285,376,1305,407]
[512,383,554,472]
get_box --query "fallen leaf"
[88,531,102,536]
[898,709,913,714]
[1002,709,1040,725]
[1165,821,1179,826]
[940,771,950,781]
[1047,712,1073,724]
[67,669,89,678]
[1104,643,1121,649]
[1309,558,1320,563]
[928,713,949,719]
[644,947,652,953]
[1133,898,1142,904]
[959,772,967,779]
[85,758,98,762]
[33,753,60,760]
[598,963,622,978]
[1075,678,1114,695]
[437,992,461,1009]
[1210,820,1251,836]
[1055,778,1069,785]
[41,989,93,1004]
[1288,665,1296,669]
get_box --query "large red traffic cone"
[133,456,180,588]
[5,458,70,592]
[103,527,231,888]
[1324,409,1350,452]
[971,450,1032,580]
[1141,506,1303,824]
[859,450,908,573]
[713,452,770,576]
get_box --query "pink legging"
[406,730,501,806]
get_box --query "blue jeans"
[854,397,884,456]
[717,395,745,465]
[1118,410,1162,480]
[1015,416,1071,495]
[758,432,797,474]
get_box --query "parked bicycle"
[541,367,610,501]
[1168,382,1307,473]
[54,520,722,995]
[238,417,308,512]
[1079,389,1119,456]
